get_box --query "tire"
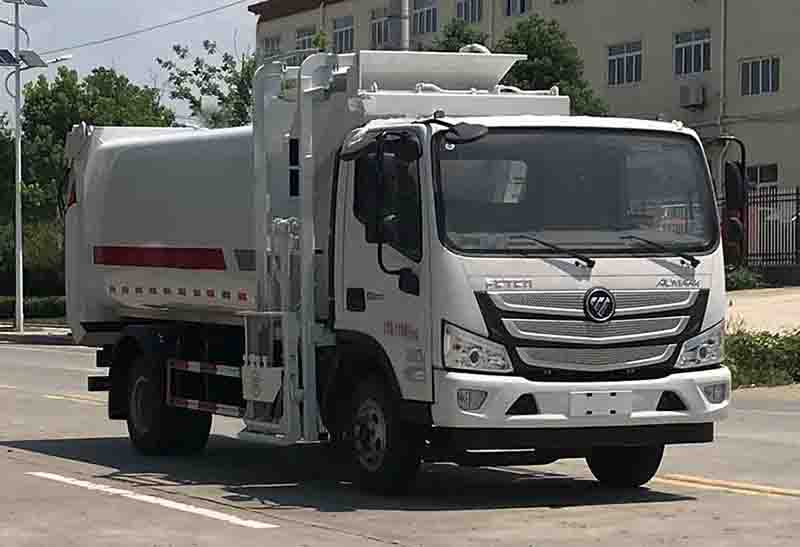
[349,376,422,495]
[586,445,664,488]
[126,355,212,456]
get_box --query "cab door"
[334,130,433,402]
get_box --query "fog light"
[457,389,488,411]
[702,383,728,404]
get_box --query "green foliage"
[725,267,765,291]
[20,65,174,220]
[157,40,256,128]
[0,220,65,296]
[431,19,489,51]
[496,15,607,115]
[0,113,14,224]
[0,296,65,319]
[312,30,329,51]
[725,327,800,388]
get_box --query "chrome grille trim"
[490,290,699,317]
[517,345,677,372]
[503,317,689,345]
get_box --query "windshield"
[434,128,718,256]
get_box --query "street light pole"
[13,0,22,334]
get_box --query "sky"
[0,0,257,124]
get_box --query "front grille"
[503,316,689,344]
[490,290,699,317]
[516,344,677,372]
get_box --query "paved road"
[727,287,800,332]
[1,343,798,546]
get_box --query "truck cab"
[329,113,729,488]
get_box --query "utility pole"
[400,0,409,50]
[13,0,23,333]
[1,0,68,333]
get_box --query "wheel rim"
[131,376,154,434]
[353,398,387,473]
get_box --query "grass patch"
[725,267,765,291]
[726,321,800,388]
[0,296,66,319]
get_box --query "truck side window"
[353,144,422,262]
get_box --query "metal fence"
[745,188,800,266]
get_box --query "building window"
[333,16,354,53]
[296,27,316,51]
[413,0,438,34]
[608,41,642,86]
[741,57,780,96]
[747,163,779,194]
[674,29,711,76]
[553,0,570,4]
[457,0,482,24]
[506,0,529,16]
[371,10,391,49]
[263,35,281,56]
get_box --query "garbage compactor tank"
[65,124,304,345]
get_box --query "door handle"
[346,288,366,312]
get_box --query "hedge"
[726,327,800,388]
[0,296,66,319]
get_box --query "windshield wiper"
[620,235,700,268]
[509,235,596,268]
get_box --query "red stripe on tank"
[93,246,226,271]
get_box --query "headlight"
[675,321,725,370]
[443,323,513,374]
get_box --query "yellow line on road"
[44,394,104,406]
[656,474,800,499]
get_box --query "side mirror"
[725,161,747,210]
[398,268,420,296]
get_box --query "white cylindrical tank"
[66,125,299,345]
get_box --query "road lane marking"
[26,472,279,529]
[730,408,800,417]
[0,384,18,389]
[43,394,104,406]
[656,474,800,499]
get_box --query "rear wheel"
[586,445,664,488]
[350,376,422,495]
[126,355,211,456]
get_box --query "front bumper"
[431,366,730,432]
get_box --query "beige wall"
[255,0,800,187]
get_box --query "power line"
[40,0,252,56]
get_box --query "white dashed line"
[27,472,279,529]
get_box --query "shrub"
[0,296,65,319]
[725,267,764,292]
[725,325,800,388]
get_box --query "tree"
[0,114,15,224]
[20,66,175,220]
[495,15,607,115]
[431,19,489,52]
[157,40,256,128]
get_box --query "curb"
[0,333,74,346]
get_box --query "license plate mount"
[569,390,633,418]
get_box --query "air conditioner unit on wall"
[680,81,706,109]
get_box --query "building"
[248,0,800,192]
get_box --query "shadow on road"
[1,434,693,512]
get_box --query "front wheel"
[586,445,664,488]
[349,376,422,495]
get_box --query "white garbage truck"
[66,49,740,494]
